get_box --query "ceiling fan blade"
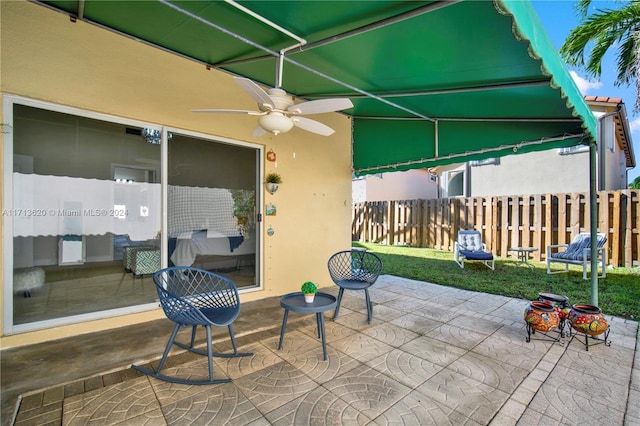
[191,108,264,115]
[235,77,275,110]
[293,116,335,136]
[288,98,353,115]
[252,125,267,137]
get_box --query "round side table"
[278,292,337,360]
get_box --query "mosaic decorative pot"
[524,301,560,332]
[537,293,570,319]
[568,304,608,336]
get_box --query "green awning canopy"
[37,0,597,175]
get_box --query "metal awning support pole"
[589,138,598,306]
[590,108,619,306]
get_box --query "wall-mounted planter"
[266,183,279,194]
[265,173,282,194]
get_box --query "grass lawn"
[353,242,640,321]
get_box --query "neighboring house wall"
[1,1,352,347]
[444,98,635,197]
[353,169,438,202]
[469,149,591,196]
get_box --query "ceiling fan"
[192,77,353,137]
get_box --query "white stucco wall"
[469,148,591,196]
[355,169,438,202]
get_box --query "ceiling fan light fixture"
[258,113,294,135]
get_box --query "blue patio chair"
[328,249,383,324]
[454,230,495,270]
[132,266,252,385]
[547,232,607,280]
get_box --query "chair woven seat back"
[328,250,383,324]
[328,250,383,285]
[153,266,240,327]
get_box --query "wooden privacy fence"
[352,190,640,268]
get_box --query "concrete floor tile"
[528,365,626,425]
[425,323,491,350]
[232,360,317,413]
[510,386,537,406]
[159,382,262,425]
[285,345,361,385]
[211,341,284,379]
[334,293,369,314]
[371,389,482,426]
[322,364,411,421]
[447,351,529,393]
[371,304,406,322]
[62,377,161,425]
[472,332,551,371]
[333,311,373,330]
[383,294,432,313]
[264,386,368,426]
[330,332,395,364]
[361,322,421,348]
[493,398,527,422]
[415,368,510,424]
[389,313,443,335]
[463,293,512,312]
[411,303,460,322]
[148,357,233,385]
[319,318,359,340]
[516,408,565,426]
[365,348,444,389]
[369,288,403,304]
[558,341,633,386]
[266,329,327,361]
[447,314,504,335]
[625,388,640,420]
[400,335,467,367]
[425,294,471,309]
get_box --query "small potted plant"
[265,172,282,194]
[301,281,318,303]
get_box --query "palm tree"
[559,0,640,112]
[630,176,640,189]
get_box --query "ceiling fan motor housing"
[264,88,294,111]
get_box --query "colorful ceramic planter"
[524,301,560,339]
[568,304,608,336]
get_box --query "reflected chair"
[547,232,607,280]
[454,230,495,270]
[131,266,252,385]
[328,249,383,323]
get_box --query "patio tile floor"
[3,275,639,425]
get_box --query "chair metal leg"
[205,325,214,381]
[190,325,198,348]
[365,288,372,323]
[333,287,345,320]
[132,322,251,385]
[156,323,181,374]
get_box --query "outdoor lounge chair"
[547,232,607,280]
[328,249,383,324]
[131,267,252,384]
[454,230,495,270]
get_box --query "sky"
[531,0,640,184]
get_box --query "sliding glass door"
[167,133,259,288]
[4,98,260,333]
